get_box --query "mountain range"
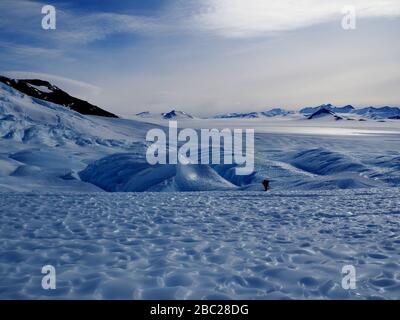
[1,75,399,121]
[213,104,400,120]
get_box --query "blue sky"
[0,0,400,115]
[42,0,169,14]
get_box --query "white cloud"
[1,0,399,43]
[190,0,400,37]
[3,71,102,100]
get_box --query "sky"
[0,0,399,116]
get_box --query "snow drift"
[287,148,368,176]
[79,153,239,192]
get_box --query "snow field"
[0,190,399,299]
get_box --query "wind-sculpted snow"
[287,148,367,176]
[80,153,238,192]
[0,190,399,300]
[79,135,400,192]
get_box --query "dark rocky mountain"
[300,104,354,115]
[161,110,193,119]
[300,104,334,115]
[0,75,118,118]
[307,108,343,120]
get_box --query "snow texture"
[0,190,399,300]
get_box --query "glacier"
[1,81,400,299]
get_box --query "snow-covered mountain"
[162,110,194,119]
[215,108,293,119]
[0,81,156,192]
[307,108,343,121]
[261,108,294,117]
[0,82,144,147]
[300,103,400,120]
[300,104,355,115]
[213,104,400,120]
[352,106,400,120]
[136,110,194,120]
[135,111,158,119]
[334,105,356,113]
[0,75,118,118]
[138,104,399,121]
[214,112,260,119]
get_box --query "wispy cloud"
[3,71,102,100]
[53,12,167,44]
[0,0,166,46]
[189,0,400,38]
[1,0,400,45]
[0,41,63,58]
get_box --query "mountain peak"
[162,110,193,119]
[308,108,343,120]
[0,75,118,118]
